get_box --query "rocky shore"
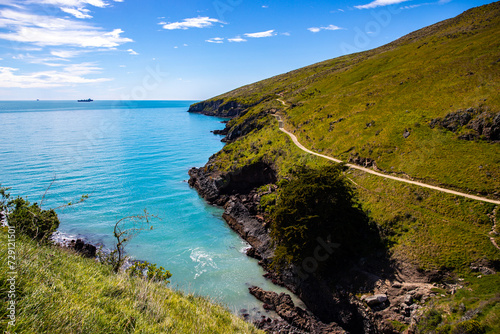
[51,231,98,258]
[185,112,487,333]
[188,162,483,334]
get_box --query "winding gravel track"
[272,101,500,206]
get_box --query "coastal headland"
[188,2,500,333]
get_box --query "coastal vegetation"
[270,164,381,272]
[0,232,263,333]
[0,185,262,333]
[188,2,500,332]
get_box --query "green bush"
[417,309,443,333]
[127,261,172,283]
[451,320,485,334]
[270,164,380,271]
[7,197,59,242]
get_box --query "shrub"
[270,164,380,271]
[127,261,172,283]
[7,197,59,242]
[451,320,485,334]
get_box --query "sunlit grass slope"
[192,0,500,292]
[0,232,263,334]
[193,1,500,196]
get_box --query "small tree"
[1,181,88,243]
[270,164,379,272]
[7,197,60,241]
[0,184,11,211]
[104,209,158,273]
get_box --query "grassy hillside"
[0,231,263,334]
[192,1,500,197]
[193,2,500,273]
[190,3,500,332]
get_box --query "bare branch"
[40,175,57,209]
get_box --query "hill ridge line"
[273,99,500,205]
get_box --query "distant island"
[77,98,93,102]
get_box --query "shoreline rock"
[187,163,374,333]
[51,231,98,258]
[187,155,453,333]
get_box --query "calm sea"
[0,100,293,316]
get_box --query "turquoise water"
[0,100,291,315]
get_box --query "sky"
[0,0,495,100]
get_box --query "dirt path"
[272,104,500,206]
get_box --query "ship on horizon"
[77,98,93,102]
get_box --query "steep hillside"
[190,1,500,196]
[189,2,500,333]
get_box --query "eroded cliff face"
[188,99,253,118]
[188,161,377,333]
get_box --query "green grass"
[0,231,263,334]
[190,3,500,331]
[349,169,500,273]
[198,2,500,196]
[415,274,500,333]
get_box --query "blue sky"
[0,0,494,100]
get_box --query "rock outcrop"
[430,107,500,142]
[249,286,347,334]
[188,99,253,118]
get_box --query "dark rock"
[403,129,411,139]
[69,238,97,258]
[188,167,226,204]
[365,294,388,307]
[246,247,263,260]
[249,286,346,333]
[426,269,444,283]
[403,294,413,305]
[349,154,376,168]
[430,108,500,142]
[188,99,254,118]
[212,128,228,136]
[223,199,273,260]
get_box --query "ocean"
[0,100,294,317]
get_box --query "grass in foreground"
[0,231,263,334]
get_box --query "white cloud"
[161,17,224,30]
[244,30,276,38]
[308,24,343,33]
[60,7,92,19]
[127,48,138,55]
[51,49,82,58]
[262,5,268,8]
[28,0,108,8]
[228,36,246,42]
[0,9,133,47]
[0,65,111,88]
[206,37,224,44]
[355,0,410,9]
